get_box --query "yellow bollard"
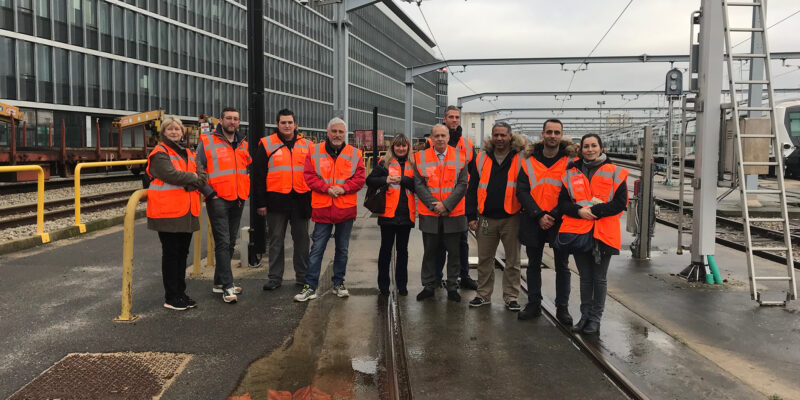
[206,212,215,268]
[192,197,204,276]
[74,160,147,233]
[0,165,50,243]
[115,188,147,322]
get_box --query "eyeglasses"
[544,130,562,135]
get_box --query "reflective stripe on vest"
[260,134,310,194]
[521,155,568,212]
[146,144,200,219]
[558,163,629,250]
[309,143,361,209]
[380,159,416,222]
[201,132,251,201]
[476,151,521,215]
[414,146,466,217]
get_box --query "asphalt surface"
[0,213,306,399]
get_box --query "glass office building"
[0,0,445,146]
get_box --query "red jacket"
[303,150,366,224]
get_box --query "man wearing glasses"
[516,119,576,324]
[196,107,252,304]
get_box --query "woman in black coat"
[366,134,416,296]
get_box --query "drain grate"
[9,352,191,400]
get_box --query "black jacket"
[366,158,416,226]
[557,157,628,255]
[252,131,312,217]
[517,139,576,248]
[466,134,527,222]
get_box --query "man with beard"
[516,119,576,325]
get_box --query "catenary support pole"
[247,0,266,264]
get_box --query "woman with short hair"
[366,134,416,296]
[146,116,206,310]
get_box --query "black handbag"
[364,183,387,213]
[554,229,595,254]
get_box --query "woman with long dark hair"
[366,134,416,296]
[557,133,628,334]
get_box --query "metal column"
[246,0,266,263]
[665,97,675,185]
[635,126,655,259]
[691,0,724,264]
[332,2,349,128]
[404,70,414,141]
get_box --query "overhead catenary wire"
[732,8,800,49]
[559,0,635,112]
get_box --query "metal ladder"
[721,0,796,305]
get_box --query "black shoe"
[163,297,189,311]
[181,294,197,309]
[556,306,573,326]
[505,300,521,312]
[582,320,600,335]
[398,288,408,296]
[572,317,588,332]
[295,280,306,287]
[416,288,435,301]
[263,280,281,291]
[517,303,542,320]
[468,297,490,307]
[459,276,478,290]
[447,290,461,302]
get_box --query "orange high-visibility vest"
[200,132,251,201]
[475,151,521,215]
[521,155,570,212]
[260,133,310,194]
[414,146,466,217]
[308,143,361,209]
[559,163,629,250]
[146,144,201,219]
[380,159,416,221]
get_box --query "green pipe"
[707,255,723,285]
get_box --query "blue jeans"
[207,197,244,290]
[574,251,612,323]
[305,219,354,290]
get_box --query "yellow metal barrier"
[192,201,204,276]
[74,160,147,233]
[0,165,50,243]
[115,188,147,322]
[191,198,215,275]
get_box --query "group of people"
[145,104,627,335]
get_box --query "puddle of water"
[351,357,377,375]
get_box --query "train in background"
[602,100,800,178]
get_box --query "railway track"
[380,251,411,400]
[0,172,141,195]
[0,190,138,230]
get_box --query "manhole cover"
[9,352,191,400]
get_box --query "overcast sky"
[393,0,800,126]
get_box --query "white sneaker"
[332,284,349,298]
[222,287,238,303]
[213,284,242,294]
[293,285,318,302]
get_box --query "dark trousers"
[266,209,310,283]
[435,230,470,280]
[574,251,612,322]
[378,225,412,292]
[422,230,461,291]
[526,244,571,307]
[207,197,244,290]
[157,231,193,302]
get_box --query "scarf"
[581,153,607,181]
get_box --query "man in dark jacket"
[466,122,526,311]
[516,119,576,325]
[425,106,479,290]
[253,109,312,291]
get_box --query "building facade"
[0,0,445,149]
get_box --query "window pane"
[139,66,148,110]
[0,0,13,30]
[69,0,83,46]
[71,52,85,106]
[18,0,33,35]
[137,13,146,59]
[168,24,177,67]
[0,37,16,99]
[98,1,110,52]
[178,73,186,115]
[36,0,51,38]
[790,113,800,137]
[114,60,124,108]
[169,71,177,113]
[149,67,159,109]
[37,44,53,103]
[84,0,97,49]
[187,75,195,116]
[54,48,70,104]
[18,40,35,101]
[112,5,123,56]
[100,57,112,108]
[148,17,158,63]
[159,20,167,64]
[124,9,135,57]
[87,55,98,107]
[54,0,68,43]
[126,63,136,110]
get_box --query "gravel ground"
[0,180,146,243]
